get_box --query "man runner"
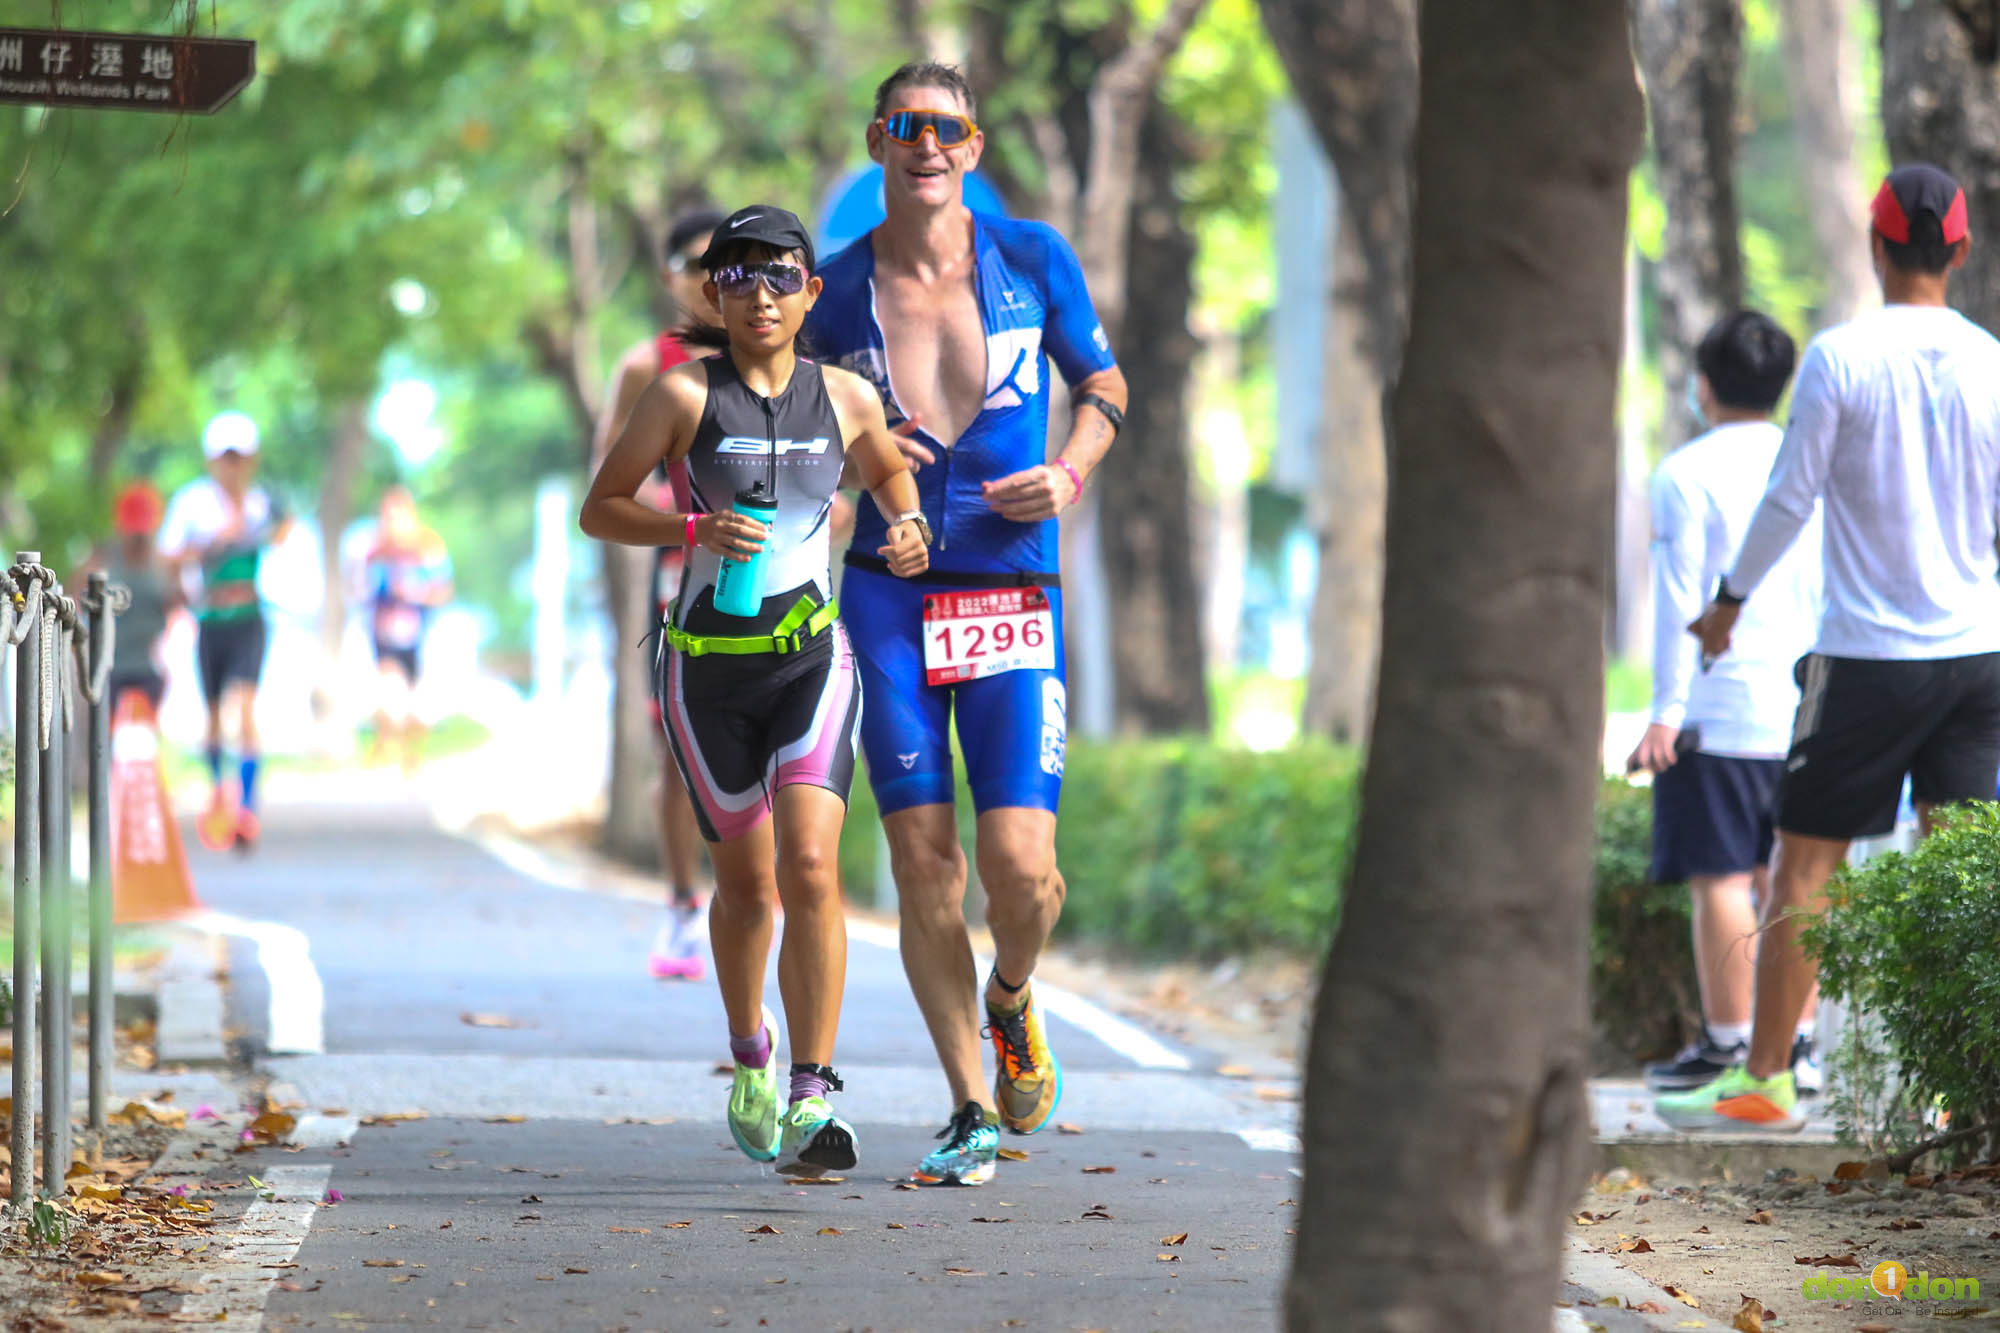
[1662,163,2000,1132]
[804,61,1128,1186]
[159,411,292,852]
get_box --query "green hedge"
[1590,778,1699,1062]
[837,737,1361,960]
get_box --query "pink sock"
[729,1025,771,1069]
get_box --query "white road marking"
[1236,1126,1301,1153]
[185,908,326,1055]
[174,1163,330,1328]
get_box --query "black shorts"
[656,623,861,844]
[106,668,165,713]
[1650,744,1784,882]
[195,615,267,706]
[1777,651,2000,839]
[373,639,420,682]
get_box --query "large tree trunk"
[1881,0,2000,336]
[1100,100,1208,734]
[1285,1,1641,1327]
[1301,215,1389,743]
[1256,0,1416,743]
[1779,0,1877,327]
[1633,0,1747,446]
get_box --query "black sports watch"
[892,509,934,547]
[1713,577,1746,607]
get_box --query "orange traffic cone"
[111,690,203,923]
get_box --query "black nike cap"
[700,204,816,274]
[1871,163,1969,246]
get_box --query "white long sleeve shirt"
[1649,422,1823,757]
[1727,305,2000,660]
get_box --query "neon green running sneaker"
[1655,1064,1804,1133]
[726,1006,781,1163]
[776,1094,857,1178]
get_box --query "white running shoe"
[647,900,708,980]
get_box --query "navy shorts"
[839,565,1065,816]
[1650,743,1784,882]
[195,615,267,706]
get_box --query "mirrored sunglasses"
[879,108,977,148]
[713,262,807,298]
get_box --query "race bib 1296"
[921,587,1056,686]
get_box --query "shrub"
[1805,804,2000,1162]
[837,736,1361,961]
[1590,778,1699,1063]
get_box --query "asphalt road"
[179,788,1303,1332]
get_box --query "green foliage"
[1605,658,1654,714]
[838,737,1359,959]
[1805,805,2000,1160]
[1590,778,1699,1062]
[27,1199,69,1247]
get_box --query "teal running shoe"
[776,1094,857,1178]
[911,1101,998,1186]
[726,1006,781,1162]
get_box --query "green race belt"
[662,594,838,658]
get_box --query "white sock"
[1707,1021,1751,1050]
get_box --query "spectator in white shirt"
[1664,163,2000,1133]
[1630,311,1824,1096]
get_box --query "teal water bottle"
[712,482,777,618]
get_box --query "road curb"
[154,924,229,1066]
[1558,1237,1705,1330]
[1594,1136,1856,1184]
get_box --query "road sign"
[0,26,253,114]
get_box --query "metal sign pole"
[9,554,42,1209]
[86,573,113,1134]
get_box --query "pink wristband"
[684,513,701,549]
[1053,459,1084,506]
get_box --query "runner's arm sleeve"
[1727,341,1839,599]
[1648,471,1702,731]
[155,489,195,560]
[1039,227,1118,386]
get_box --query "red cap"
[1871,163,1969,245]
[113,481,164,536]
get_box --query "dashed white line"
[173,1163,331,1328]
[185,908,326,1055]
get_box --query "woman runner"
[581,204,931,1175]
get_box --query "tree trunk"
[1100,100,1208,734]
[315,399,371,725]
[85,363,140,492]
[1286,2,1641,1328]
[1300,214,1388,743]
[1256,0,1416,743]
[1881,0,2000,336]
[1779,0,1877,326]
[1633,0,1747,447]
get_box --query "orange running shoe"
[197,787,237,852]
[232,807,261,854]
[985,984,1062,1134]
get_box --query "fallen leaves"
[74,1270,126,1287]
[482,1115,527,1124]
[1744,1210,1773,1225]
[1612,1238,1653,1253]
[1792,1253,1858,1267]
[1082,1207,1113,1221]
[996,1148,1029,1163]
[460,1012,526,1029]
[1056,1123,1084,1135]
[1159,1232,1188,1246]
[663,1221,693,1229]
[943,1267,987,1276]
[1081,1165,1116,1175]
[361,1260,404,1269]
[1886,1216,1925,1230]
[746,1224,781,1235]
[607,1227,651,1234]
[1574,1210,1620,1226]
[1660,1284,1699,1308]
[816,1227,842,1236]
[360,1110,428,1126]
[1730,1294,1767,1333]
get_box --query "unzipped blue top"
[804,212,1116,575]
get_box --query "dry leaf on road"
[997,1149,1029,1162]
[483,1115,526,1124]
[1057,1123,1084,1134]
[1612,1238,1652,1253]
[747,1224,781,1234]
[1160,1233,1188,1246]
[1661,1284,1699,1308]
[1791,1253,1857,1267]
[1082,1165,1116,1174]
[1744,1210,1773,1225]
[817,1227,842,1236]
[461,1012,525,1029]
[1730,1294,1767,1333]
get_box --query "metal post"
[9,557,41,1210]
[39,612,71,1191]
[86,574,112,1134]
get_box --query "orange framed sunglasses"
[878,108,979,148]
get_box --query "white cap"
[202,410,260,459]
